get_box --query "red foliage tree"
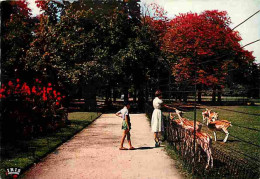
[161,10,255,102]
[142,3,169,46]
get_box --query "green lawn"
[169,106,260,166]
[0,112,101,178]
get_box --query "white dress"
[151,97,164,132]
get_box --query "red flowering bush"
[0,79,67,140]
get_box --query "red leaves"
[10,0,32,17]
[32,86,37,94]
[159,9,255,88]
[47,87,52,94]
[0,79,65,107]
[143,3,169,39]
[35,0,48,11]
[8,81,14,88]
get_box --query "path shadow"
[216,139,240,143]
[134,146,155,150]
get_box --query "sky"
[28,0,260,63]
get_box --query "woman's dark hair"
[124,101,129,106]
[155,90,162,97]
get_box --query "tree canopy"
[161,10,255,101]
[1,1,258,105]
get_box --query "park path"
[23,114,183,179]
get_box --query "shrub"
[0,79,67,141]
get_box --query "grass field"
[0,112,101,178]
[171,105,260,168]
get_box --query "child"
[115,101,135,150]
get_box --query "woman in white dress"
[151,90,164,147]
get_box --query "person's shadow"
[134,146,156,150]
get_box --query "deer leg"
[213,131,217,141]
[222,128,229,143]
[205,150,210,169]
[205,146,214,169]
[208,140,214,168]
[210,148,213,168]
[197,141,201,162]
[206,117,210,125]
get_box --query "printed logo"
[5,168,21,179]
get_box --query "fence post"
[193,58,197,174]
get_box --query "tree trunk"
[198,90,202,103]
[145,83,148,102]
[113,88,117,102]
[138,88,145,112]
[124,87,129,102]
[183,92,187,102]
[83,84,97,111]
[212,88,216,103]
[217,89,222,103]
[105,86,111,104]
[133,88,137,102]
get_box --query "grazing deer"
[203,109,232,143]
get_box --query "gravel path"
[23,114,183,179]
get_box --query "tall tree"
[1,0,36,82]
[162,10,255,102]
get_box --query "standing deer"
[194,130,213,169]
[202,108,217,125]
[202,109,232,143]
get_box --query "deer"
[169,112,193,156]
[171,110,213,168]
[175,109,202,131]
[202,108,217,125]
[172,110,202,156]
[170,112,183,125]
[203,109,232,143]
[194,130,213,169]
[169,112,185,144]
